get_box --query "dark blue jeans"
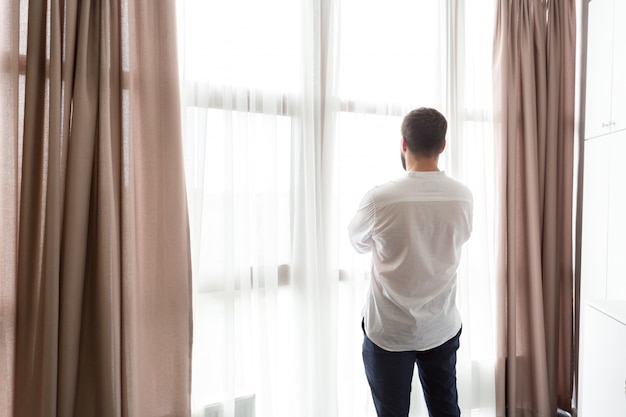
[362,326,462,417]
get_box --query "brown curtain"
[492,1,576,416]
[0,0,192,416]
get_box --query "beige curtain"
[0,0,192,416]
[493,1,576,416]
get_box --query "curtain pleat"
[124,1,193,415]
[493,1,576,416]
[545,3,576,410]
[3,0,192,416]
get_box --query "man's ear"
[401,136,408,152]
[439,139,447,154]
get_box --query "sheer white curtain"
[177,0,496,416]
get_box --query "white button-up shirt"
[348,171,473,351]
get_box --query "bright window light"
[339,0,442,104]
[181,0,301,92]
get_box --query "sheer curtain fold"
[493,1,576,416]
[0,1,21,416]
[182,0,341,414]
[1,0,192,416]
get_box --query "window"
[180,0,299,293]
[178,1,496,415]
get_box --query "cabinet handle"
[602,122,617,128]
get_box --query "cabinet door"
[579,305,626,416]
[585,0,614,139]
[610,0,626,133]
[580,137,610,300]
[607,131,626,297]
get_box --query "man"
[348,107,472,417]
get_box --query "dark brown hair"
[401,107,447,158]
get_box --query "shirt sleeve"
[347,192,375,254]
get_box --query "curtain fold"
[289,0,340,415]
[1,0,192,416]
[493,1,576,416]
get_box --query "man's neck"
[405,156,440,172]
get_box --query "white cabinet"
[580,132,626,300]
[578,2,626,414]
[581,0,626,328]
[606,132,626,297]
[578,300,626,416]
[584,0,626,139]
[611,0,626,134]
[580,137,610,300]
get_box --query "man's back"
[348,171,473,351]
